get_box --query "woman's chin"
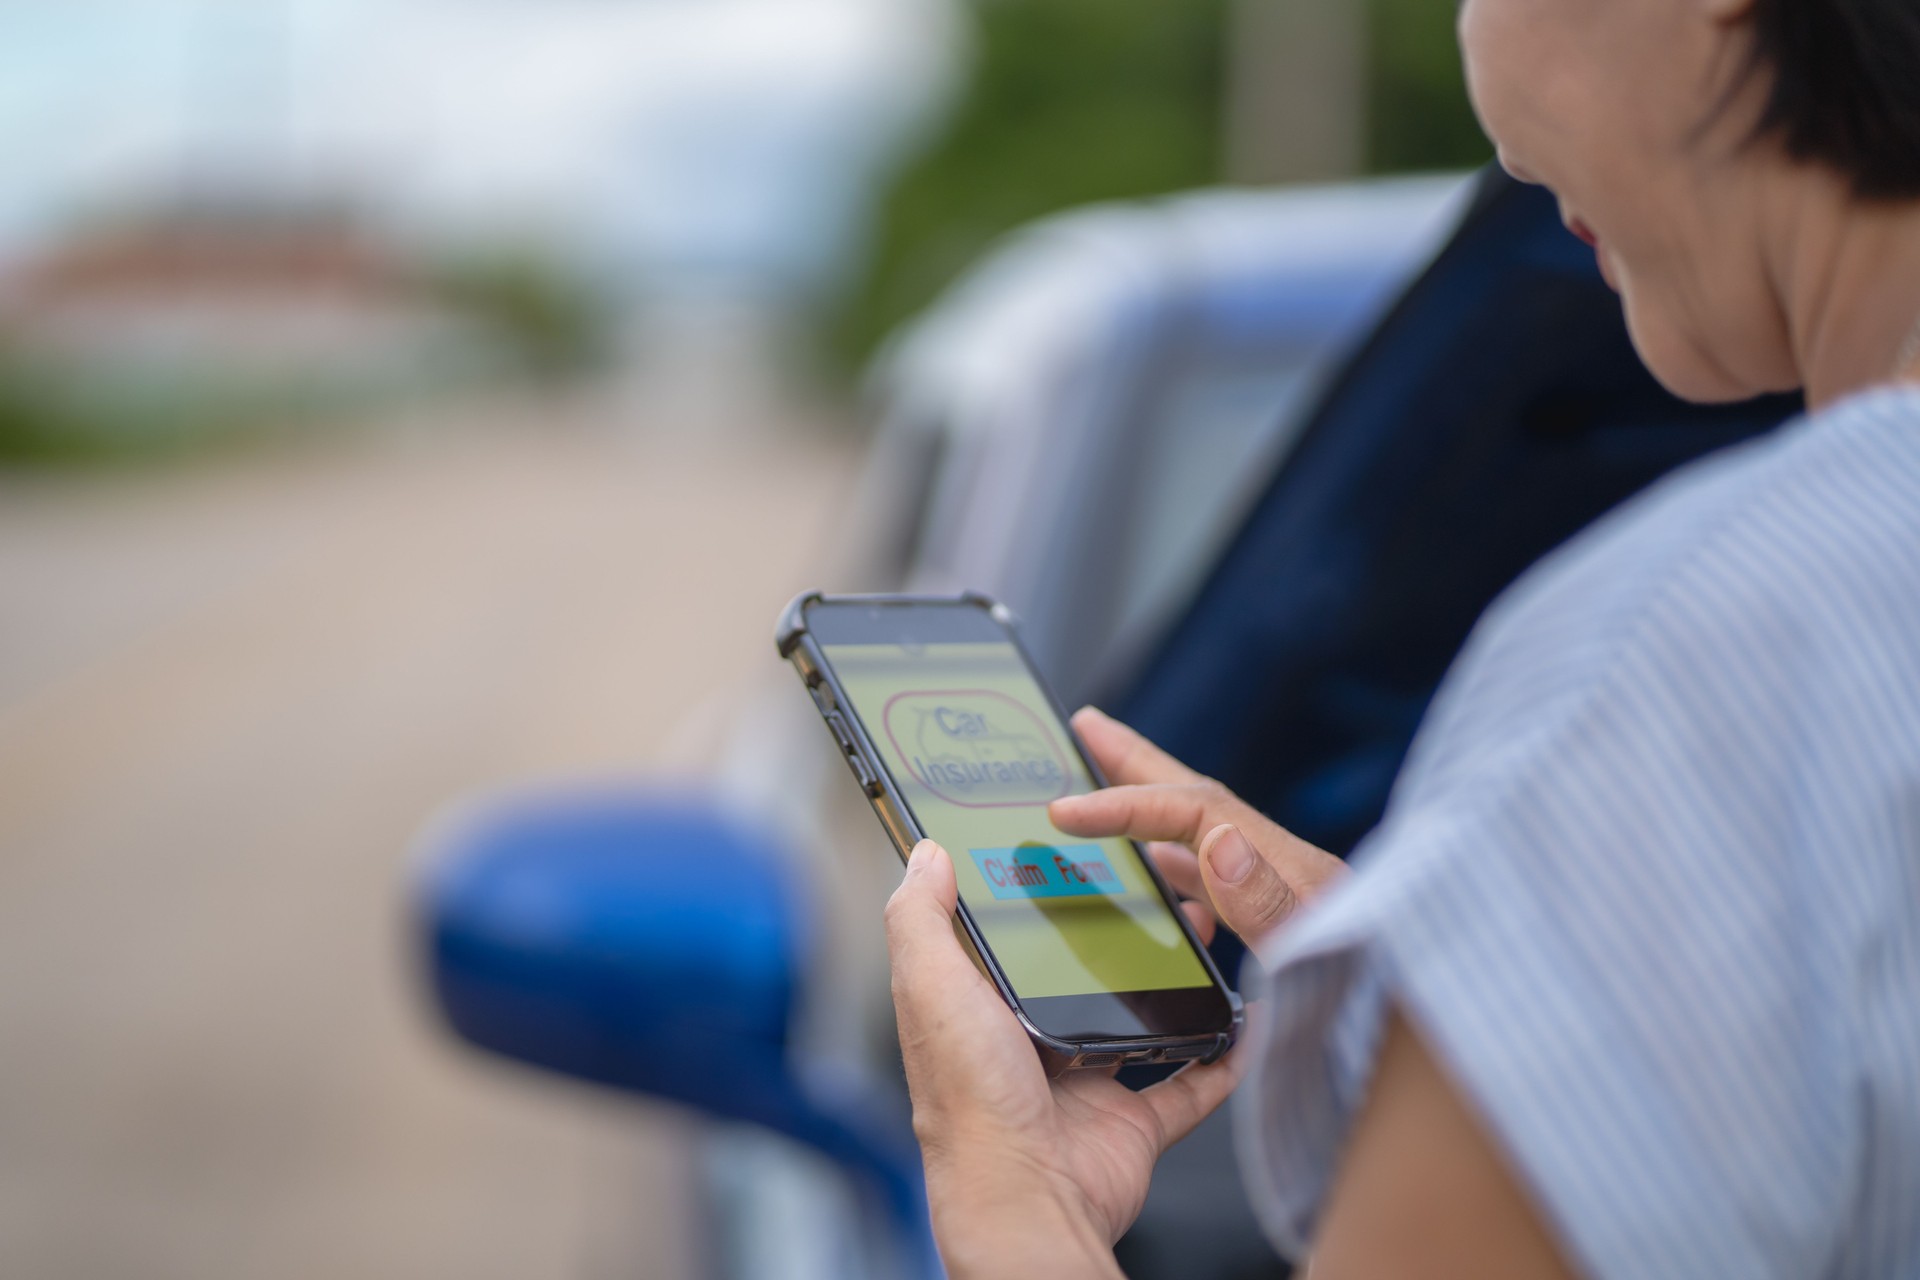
[1646,357,1764,405]
[1635,334,1761,405]
[1621,299,1755,404]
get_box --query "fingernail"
[908,840,935,871]
[1206,826,1255,885]
[1076,705,1111,723]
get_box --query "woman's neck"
[1771,170,1920,410]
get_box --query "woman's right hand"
[1048,708,1346,950]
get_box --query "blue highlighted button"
[969,845,1121,900]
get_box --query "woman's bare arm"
[1310,1008,1582,1280]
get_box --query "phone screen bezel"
[800,596,1238,1047]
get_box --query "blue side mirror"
[411,788,935,1273]
[416,790,805,1116]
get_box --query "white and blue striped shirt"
[1240,385,1920,1278]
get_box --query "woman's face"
[1458,0,1798,401]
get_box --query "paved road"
[0,399,862,1279]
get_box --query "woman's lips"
[1565,216,1616,289]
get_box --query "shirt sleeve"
[1234,509,1865,1279]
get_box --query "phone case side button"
[848,752,881,795]
[823,710,854,752]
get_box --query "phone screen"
[821,639,1212,1000]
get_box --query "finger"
[1069,707,1207,788]
[1153,842,1217,945]
[1052,782,1238,847]
[1198,824,1299,945]
[1148,842,1203,898]
[883,841,975,997]
[1180,899,1218,947]
[1134,1051,1247,1153]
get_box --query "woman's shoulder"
[1520,381,1920,631]
[1403,382,1920,795]
[1239,388,1920,1278]
[1553,381,1920,614]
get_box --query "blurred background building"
[0,1,1486,1276]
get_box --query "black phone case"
[777,589,1243,1075]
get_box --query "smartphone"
[777,590,1241,1072]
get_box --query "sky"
[0,0,964,296]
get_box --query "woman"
[883,0,1920,1275]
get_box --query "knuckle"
[883,887,917,931]
[1182,782,1222,826]
[910,1104,958,1154]
[1255,871,1298,927]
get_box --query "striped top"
[1239,385,1920,1278]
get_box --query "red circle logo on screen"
[882,690,1071,809]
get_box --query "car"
[412,167,1799,1280]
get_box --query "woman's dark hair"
[1748,0,1920,198]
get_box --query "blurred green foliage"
[0,352,381,467]
[832,0,1489,371]
[1368,0,1492,173]
[830,0,1232,367]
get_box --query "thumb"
[1198,824,1298,945]
[884,840,968,985]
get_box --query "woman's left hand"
[885,839,1243,1278]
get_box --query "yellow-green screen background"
[825,642,1209,998]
